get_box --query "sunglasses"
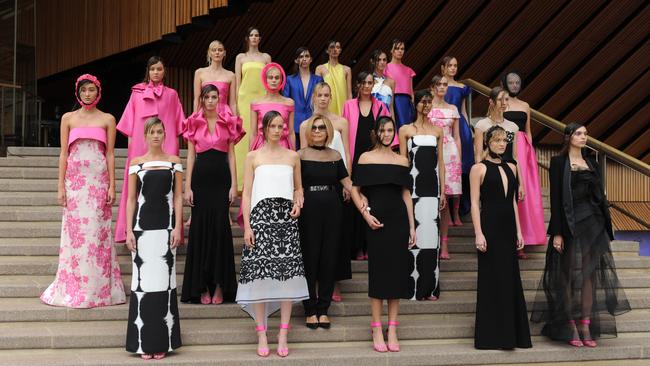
[311,124,327,132]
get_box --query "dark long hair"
[261,110,282,141]
[412,89,432,123]
[143,56,164,83]
[369,49,385,72]
[559,122,586,156]
[293,46,310,73]
[355,71,371,97]
[199,84,219,110]
[244,26,260,52]
[370,116,396,149]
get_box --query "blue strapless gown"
[445,85,474,215]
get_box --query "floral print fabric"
[428,107,462,195]
[41,139,125,308]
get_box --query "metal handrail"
[463,78,650,177]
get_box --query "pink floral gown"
[40,127,126,308]
[428,107,462,195]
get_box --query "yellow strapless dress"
[236,61,266,190]
[322,63,347,115]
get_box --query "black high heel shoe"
[318,315,331,329]
[305,315,319,329]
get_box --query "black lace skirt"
[530,198,630,340]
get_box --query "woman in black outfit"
[298,114,354,329]
[351,116,415,353]
[470,125,531,350]
[531,123,630,347]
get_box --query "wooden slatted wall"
[35,0,228,78]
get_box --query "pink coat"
[342,96,394,161]
[114,82,185,242]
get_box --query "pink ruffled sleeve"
[220,111,246,145]
[181,114,198,144]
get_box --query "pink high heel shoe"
[140,354,153,360]
[277,323,290,357]
[568,320,584,347]
[255,325,270,357]
[453,217,463,226]
[386,321,400,352]
[200,291,211,305]
[580,319,597,347]
[370,322,388,352]
[153,352,166,360]
[212,288,223,305]
[440,237,450,260]
[331,285,342,302]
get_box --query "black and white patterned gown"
[236,164,309,324]
[126,161,182,355]
[407,135,441,300]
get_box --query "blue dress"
[283,73,324,149]
[445,85,474,215]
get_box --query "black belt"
[306,185,335,192]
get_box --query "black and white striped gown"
[407,135,441,300]
[126,161,182,355]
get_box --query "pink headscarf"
[75,74,102,110]
[260,62,286,93]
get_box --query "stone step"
[0,309,648,350]
[0,221,244,238]
[3,266,649,305]
[2,251,649,276]
[0,166,121,179]
[0,179,125,193]
[0,333,647,366]
[0,236,638,256]
[0,206,203,222]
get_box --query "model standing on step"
[115,56,185,243]
[236,111,308,358]
[531,123,630,348]
[344,72,392,261]
[125,117,183,360]
[441,56,474,218]
[399,90,446,301]
[370,49,395,118]
[427,75,461,260]
[193,40,238,114]
[351,116,415,353]
[282,47,323,149]
[501,71,547,258]
[180,84,244,305]
[298,114,354,329]
[299,82,352,303]
[470,125,531,350]
[384,39,415,129]
[41,74,126,309]
[315,40,352,116]
[234,27,271,190]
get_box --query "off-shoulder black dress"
[353,163,412,299]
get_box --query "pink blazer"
[342,96,395,161]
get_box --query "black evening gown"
[181,150,237,303]
[353,164,411,299]
[474,160,531,350]
[126,161,182,355]
[299,158,348,316]
[531,168,630,340]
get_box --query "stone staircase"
[0,147,649,366]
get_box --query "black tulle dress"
[474,160,532,350]
[531,167,630,340]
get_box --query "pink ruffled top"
[384,63,416,95]
[68,126,107,147]
[182,109,245,153]
[250,102,294,150]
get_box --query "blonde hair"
[311,81,331,110]
[304,114,334,146]
[144,117,165,136]
[206,40,224,65]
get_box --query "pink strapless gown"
[516,131,547,245]
[249,102,294,150]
